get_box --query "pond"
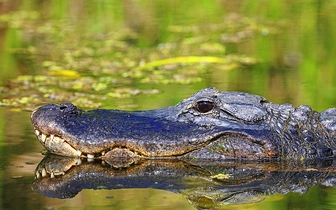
[1,0,336,209]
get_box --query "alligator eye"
[195,101,215,113]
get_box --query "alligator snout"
[31,104,82,157]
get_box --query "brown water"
[1,0,336,209]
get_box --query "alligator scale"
[31,88,336,160]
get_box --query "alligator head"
[30,88,336,160]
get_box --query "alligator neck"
[265,103,335,159]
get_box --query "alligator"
[31,87,336,160]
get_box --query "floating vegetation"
[0,75,158,111]
[47,69,81,79]
[210,173,231,180]
[135,56,233,71]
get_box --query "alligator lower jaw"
[33,128,143,160]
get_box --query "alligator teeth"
[35,171,40,179]
[50,172,55,179]
[87,154,95,159]
[41,168,47,177]
[77,150,82,157]
[50,134,54,141]
[101,151,105,156]
[35,130,40,136]
[77,158,82,165]
[41,134,47,143]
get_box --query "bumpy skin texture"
[31,88,336,160]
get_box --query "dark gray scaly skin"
[30,88,336,160]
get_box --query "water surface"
[1,0,336,209]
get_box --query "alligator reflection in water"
[33,155,336,209]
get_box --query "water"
[1,0,336,209]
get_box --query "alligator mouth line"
[33,128,144,160]
[34,126,273,160]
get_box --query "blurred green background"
[1,0,335,111]
[0,0,336,209]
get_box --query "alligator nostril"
[59,105,67,110]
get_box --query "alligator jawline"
[34,128,206,160]
[34,128,147,159]
[34,126,271,160]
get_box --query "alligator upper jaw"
[31,103,272,160]
[31,103,210,158]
